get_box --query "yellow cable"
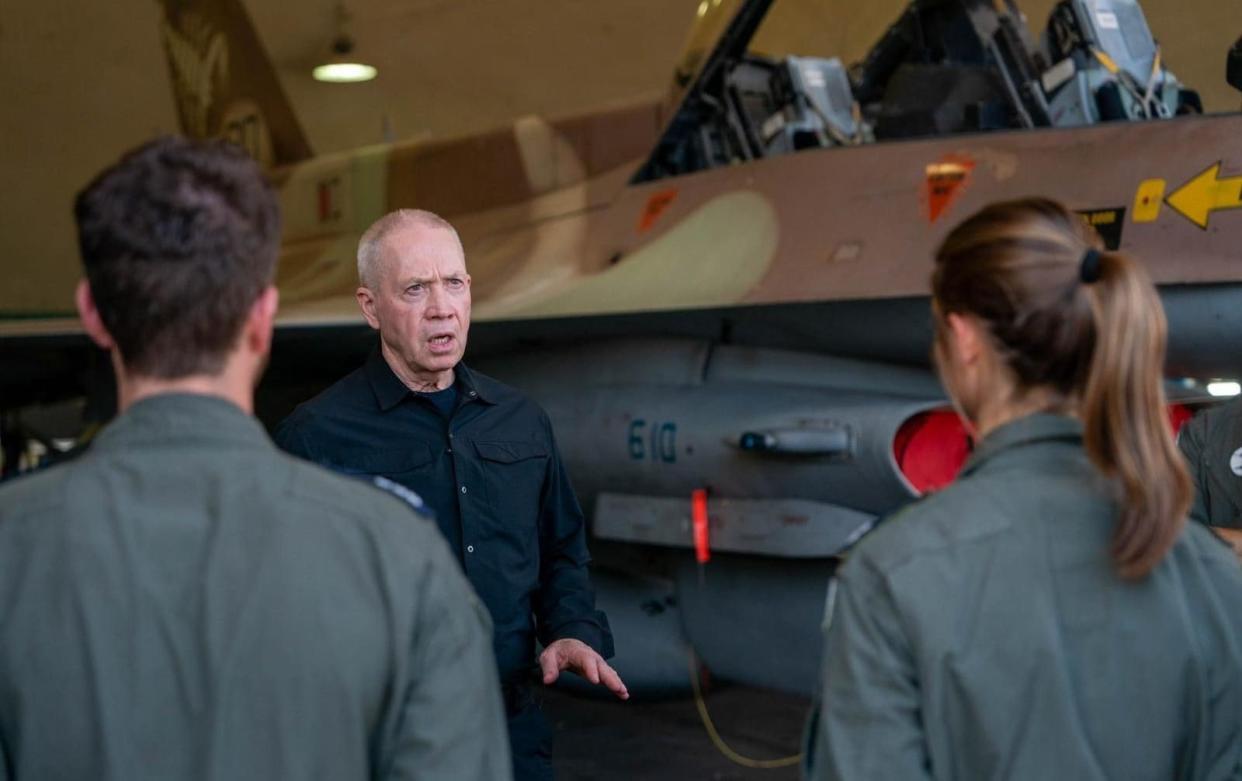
[1092,48,1120,75]
[687,649,803,770]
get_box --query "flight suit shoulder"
[0,461,73,523]
[844,476,1013,579]
[1176,519,1242,573]
[275,452,439,544]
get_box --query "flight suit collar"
[958,413,1083,479]
[364,348,495,412]
[93,392,269,451]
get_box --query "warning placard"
[638,189,678,233]
[1076,207,1126,250]
[924,155,975,223]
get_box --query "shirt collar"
[958,413,1083,479]
[365,349,495,412]
[365,349,413,411]
[92,393,269,452]
[453,363,495,406]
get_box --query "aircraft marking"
[691,488,710,564]
[629,419,678,463]
[1076,207,1126,250]
[1165,162,1242,230]
[317,177,342,224]
[1132,179,1166,223]
[924,155,975,223]
[829,241,864,263]
[638,189,678,233]
[159,13,229,139]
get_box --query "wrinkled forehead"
[377,223,467,282]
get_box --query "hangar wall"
[0,0,1235,316]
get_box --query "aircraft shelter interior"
[1,0,1241,777]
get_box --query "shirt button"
[466,545,475,553]
[446,447,453,454]
[461,486,467,494]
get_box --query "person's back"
[817,413,1242,779]
[0,393,509,780]
[809,198,1242,779]
[0,136,510,781]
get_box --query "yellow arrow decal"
[1165,162,1242,230]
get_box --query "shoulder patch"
[372,476,427,513]
[1231,447,1242,477]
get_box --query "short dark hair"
[74,136,281,378]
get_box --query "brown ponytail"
[933,198,1191,579]
[1080,251,1191,577]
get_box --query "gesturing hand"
[538,638,629,700]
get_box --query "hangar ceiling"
[1,0,1237,314]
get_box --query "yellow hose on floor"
[687,650,802,770]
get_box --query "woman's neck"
[973,386,1069,440]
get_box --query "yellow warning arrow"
[1165,162,1242,229]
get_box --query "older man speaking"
[275,209,625,781]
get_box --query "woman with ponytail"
[807,198,1242,780]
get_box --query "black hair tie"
[1080,248,1103,284]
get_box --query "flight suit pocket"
[473,440,547,581]
[324,443,433,477]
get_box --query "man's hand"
[539,638,629,700]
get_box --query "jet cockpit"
[637,0,1205,182]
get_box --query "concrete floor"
[545,684,810,780]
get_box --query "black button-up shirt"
[274,351,613,684]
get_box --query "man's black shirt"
[274,350,613,684]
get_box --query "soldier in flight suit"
[1179,397,1242,556]
[807,198,1242,780]
[0,138,511,781]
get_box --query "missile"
[477,338,971,560]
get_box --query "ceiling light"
[313,4,376,83]
[1207,381,1241,398]
[313,58,377,83]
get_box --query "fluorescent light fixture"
[1207,381,1241,398]
[313,62,377,83]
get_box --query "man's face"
[360,224,472,382]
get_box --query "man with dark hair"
[0,137,511,780]
[275,208,624,781]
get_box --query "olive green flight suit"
[1179,398,1242,528]
[0,393,511,781]
[809,414,1242,780]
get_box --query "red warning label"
[638,188,678,233]
[924,155,975,223]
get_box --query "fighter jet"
[2,0,1241,696]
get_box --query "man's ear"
[245,285,279,355]
[75,279,115,351]
[356,286,381,330]
[944,312,983,367]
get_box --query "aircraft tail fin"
[156,0,313,167]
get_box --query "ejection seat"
[851,0,1051,140]
[1039,0,1201,124]
[725,55,867,159]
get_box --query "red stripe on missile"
[691,488,710,564]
